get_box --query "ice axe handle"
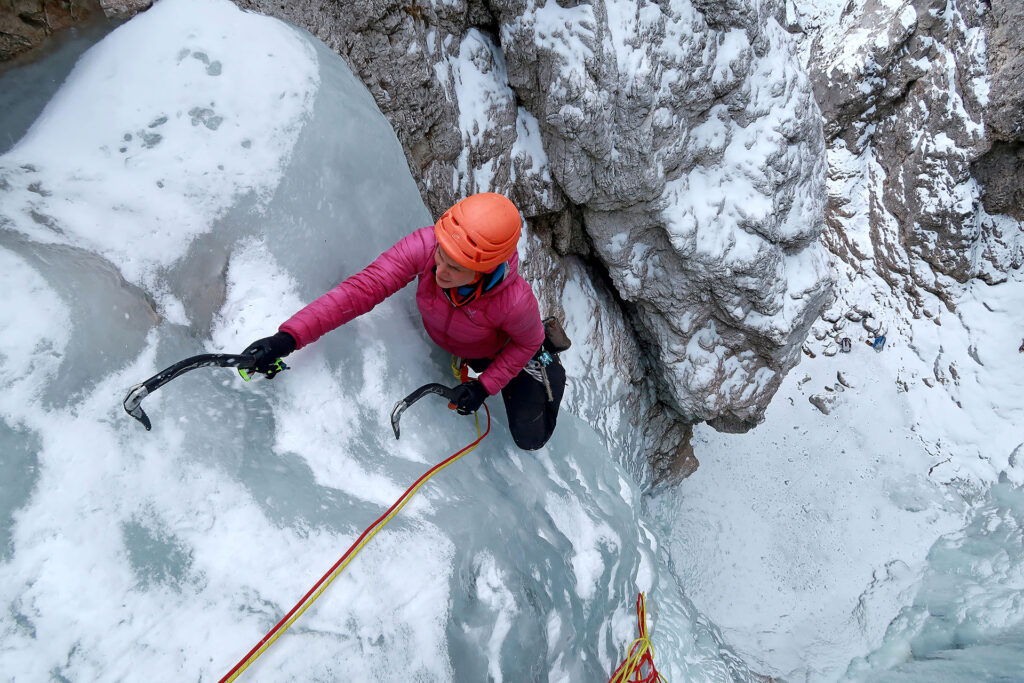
[123,353,258,431]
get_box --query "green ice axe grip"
[238,358,288,381]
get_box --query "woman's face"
[434,245,480,288]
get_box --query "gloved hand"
[242,331,296,376]
[450,380,488,415]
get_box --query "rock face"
[97,0,152,19]
[3,0,832,485]
[500,1,832,439]
[800,0,1024,309]
[0,1,104,62]
[973,1,1024,223]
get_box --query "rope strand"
[608,593,667,683]
[218,404,490,682]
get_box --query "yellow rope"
[220,390,485,682]
[224,431,481,681]
[608,593,667,683]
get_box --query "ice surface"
[0,1,741,680]
[0,16,118,155]
[5,1,1021,681]
[653,255,1024,681]
[846,481,1024,680]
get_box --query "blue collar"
[456,262,506,297]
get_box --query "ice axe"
[389,383,459,439]
[123,353,287,431]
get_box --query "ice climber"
[242,192,568,450]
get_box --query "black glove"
[242,331,296,377]
[451,380,488,415]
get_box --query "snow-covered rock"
[799,0,1024,305]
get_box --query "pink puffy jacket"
[279,226,545,395]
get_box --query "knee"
[512,433,548,451]
[511,423,554,451]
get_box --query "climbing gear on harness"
[523,347,557,402]
[520,315,570,402]
[608,593,667,683]
[241,331,296,376]
[123,353,270,431]
[434,193,521,271]
[389,383,458,439]
[542,316,572,353]
[219,400,490,683]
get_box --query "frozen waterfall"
[2,0,1023,682]
[0,0,732,680]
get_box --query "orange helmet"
[434,193,522,271]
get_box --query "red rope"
[607,593,664,683]
[218,405,491,682]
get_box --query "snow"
[472,552,519,683]
[0,2,724,680]
[713,29,751,87]
[545,492,620,602]
[0,250,71,394]
[654,345,965,680]
[513,107,551,180]
[653,254,1024,679]
[531,0,598,66]
[1,0,318,292]
[4,1,1023,682]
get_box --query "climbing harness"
[608,593,667,683]
[524,348,556,402]
[122,353,286,430]
[218,387,489,682]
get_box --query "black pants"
[467,351,566,450]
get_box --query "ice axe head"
[389,383,459,439]
[123,383,152,431]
